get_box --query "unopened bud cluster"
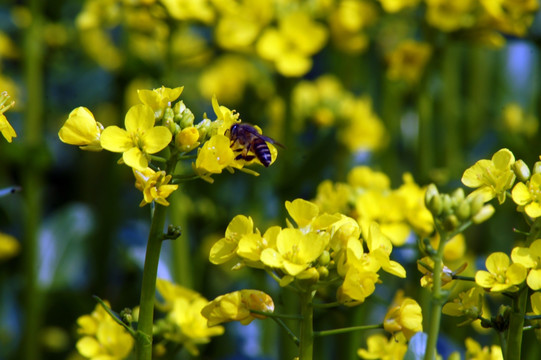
[425,184,494,231]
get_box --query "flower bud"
[425,184,439,207]
[513,159,531,182]
[455,200,471,221]
[318,250,331,266]
[472,204,495,224]
[175,127,200,152]
[428,195,443,216]
[441,194,453,215]
[317,266,329,279]
[196,118,212,142]
[174,100,195,128]
[533,161,541,175]
[451,188,465,203]
[469,194,484,216]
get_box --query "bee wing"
[241,123,286,148]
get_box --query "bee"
[227,123,284,167]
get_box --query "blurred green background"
[1,0,541,359]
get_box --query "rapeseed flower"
[465,337,503,360]
[512,173,541,218]
[137,86,183,116]
[328,0,377,55]
[133,167,178,207]
[425,0,476,32]
[378,0,420,12]
[0,232,19,261]
[337,263,379,305]
[156,278,200,312]
[383,290,423,340]
[256,11,327,77]
[100,104,172,170]
[529,292,541,341]
[0,91,16,143]
[76,301,134,360]
[442,286,484,325]
[462,148,516,204]
[386,40,432,84]
[237,226,280,268]
[357,332,407,360]
[209,215,256,265]
[201,290,274,326]
[510,239,541,290]
[475,252,527,292]
[59,107,103,151]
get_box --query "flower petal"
[100,126,133,152]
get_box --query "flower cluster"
[153,278,225,356]
[59,86,281,204]
[208,198,411,307]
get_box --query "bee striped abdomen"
[253,139,271,167]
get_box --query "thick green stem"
[21,0,45,359]
[299,290,314,360]
[424,231,448,360]
[136,203,169,360]
[505,285,528,360]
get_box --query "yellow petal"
[123,147,148,170]
[512,182,531,205]
[125,104,155,132]
[58,107,100,147]
[100,126,133,152]
[141,126,172,154]
[527,269,541,290]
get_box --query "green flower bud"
[469,194,485,216]
[442,194,453,215]
[174,100,195,128]
[472,204,495,224]
[318,250,331,266]
[455,200,471,221]
[428,194,443,216]
[196,118,212,142]
[452,188,465,203]
[533,161,541,175]
[425,183,440,206]
[317,266,329,279]
[513,159,531,182]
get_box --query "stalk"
[299,290,315,360]
[424,230,448,360]
[506,286,528,360]
[21,0,45,358]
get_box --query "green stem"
[499,328,508,360]
[21,0,45,359]
[424,230,449,360]
[506,286,528,360]
[136,203,168,360]
[314,324,383,337]
[299,290,314,360]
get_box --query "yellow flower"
[193,134,236,182]
[529,292,541,341]
[133,167,178,207]
[201,290,274,327]
[442,287,484,325]
[338,96,387,152]
[58,107,103,151]
[137,86,183,115]
[475,252,527,292]
[237,226,280,267]
[100,104,172,170]
[76,302,134,360]
[512,173,541,218]
[337,263,379,306]
[256,11,328,77]
[313,180,352,214]
[510,239,541,290]
[465,337,503,360]
[175,126,200,152]
[425,0,476,32]
[418,256,467,289]
[0,91,16,143]
[378,0,420,12]
[480,0,539,36]
[160,0,215,23]
[285,198,341,233]
[462,148,516,204]
[347,166,390,190]
[165,296,224,356]
[364,222,406,278]
[383,290,423,340]
[209,215,256,265]
[156,278,200,312]
[0,232,19,261]
[357,332,408,360]
[328,0,377,55]
[501,102,538,137]
[386,40,432,84]
[395,173,434,237]
[260,228,328,280]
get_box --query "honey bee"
[227,123,284,167]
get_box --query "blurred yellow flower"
[462,148,516,204]
[442,286,484,325]
[76,302,134,360]
[133,167,178,207]
[357,332,407,360]
[512,173,541,218]
[425,0,476,32]
[465,337,503,360]
[160,0,215,23]
[328,0,377,55]
[156,278,201,312]
[0,91,17,143]
[58,107,103,151]
[475,252,527,292]
[386,40,432,84]
[201,289,274,326]
[529,292,541,341]
[480,0,539,36]
[100,104,172,170]
[0,232,19,261]
[256,11,328,77]
[378,0,420,12]
[383,290,423,340]
[511,239,541,290]
[502,103,538,137]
